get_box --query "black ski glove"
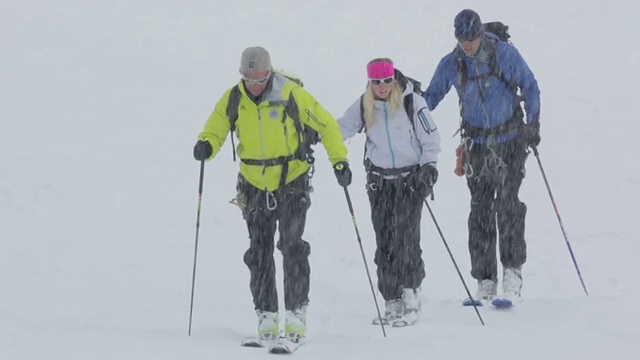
[522,125,541,148]
[333,161,352,187]
[407,164,438,199]
[193,140,213,161]
[422,164,438,187]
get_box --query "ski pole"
[423,199,485,326]
[341,186,386,337]
[532,147,589,296]
[188,160,205,335]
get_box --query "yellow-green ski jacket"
[198,72,348,192]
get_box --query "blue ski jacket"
[424,33,540,144]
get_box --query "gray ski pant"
[464,137,528,281]
[238,173,311,313]
[367,174,425,301]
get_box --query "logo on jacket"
[269,110,279,119]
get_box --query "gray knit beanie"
[239,46,272,73]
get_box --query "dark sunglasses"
[369,76,394,86]
[457,35,479,43]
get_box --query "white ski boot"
[284,307,306,343]
[392,288,421,327]
[476,279,497,300]
[257,310,279,341]
[372,299,404,325]
[503,267,523,299]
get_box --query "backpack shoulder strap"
[453,51,469,134]
[455,54,468,91]
[284,91,318,163]
[285,91,302,139]
[227,85,241,131]
[403,93,415,129]
[394,69,421,131]
[226,84,242,161]
[358,95,366,133]
[487,41,517,94]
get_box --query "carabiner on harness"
[265,191,277,211]
[463,138,475,178]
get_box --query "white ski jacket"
[338,82,441,174]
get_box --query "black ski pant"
[238,173,311,313]
[367,173,425,301]
[464,137,528,282]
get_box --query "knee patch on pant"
[243,247,272,268]
[277,239,311,258]
[279,240,311,279]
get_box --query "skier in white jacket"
[338,58,441,326]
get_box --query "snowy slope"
[2,0,640,359]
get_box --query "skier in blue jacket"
[424,9,541,303]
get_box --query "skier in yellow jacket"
[193,46,351,344]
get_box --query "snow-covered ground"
[2,1,639,359]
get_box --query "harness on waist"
[364,159,419,177]
[461,106,523,140]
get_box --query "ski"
[391,311,420,327]
[267,338,305,354]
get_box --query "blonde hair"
[362,58,403,131]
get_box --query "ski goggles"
[369,76,394,86]
[456,34,480,42]
[241,72,272,84]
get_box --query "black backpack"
[226,73,320,164]
[483,21,511,42]
[358,69,423,133]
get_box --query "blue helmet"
[454,9,483,41]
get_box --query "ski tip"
[268,345,292,354]
[462,298,483,307]
[240,336,265,348]
[491,298,513,309]
[372,317,390,326]
[267,338,305,354]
